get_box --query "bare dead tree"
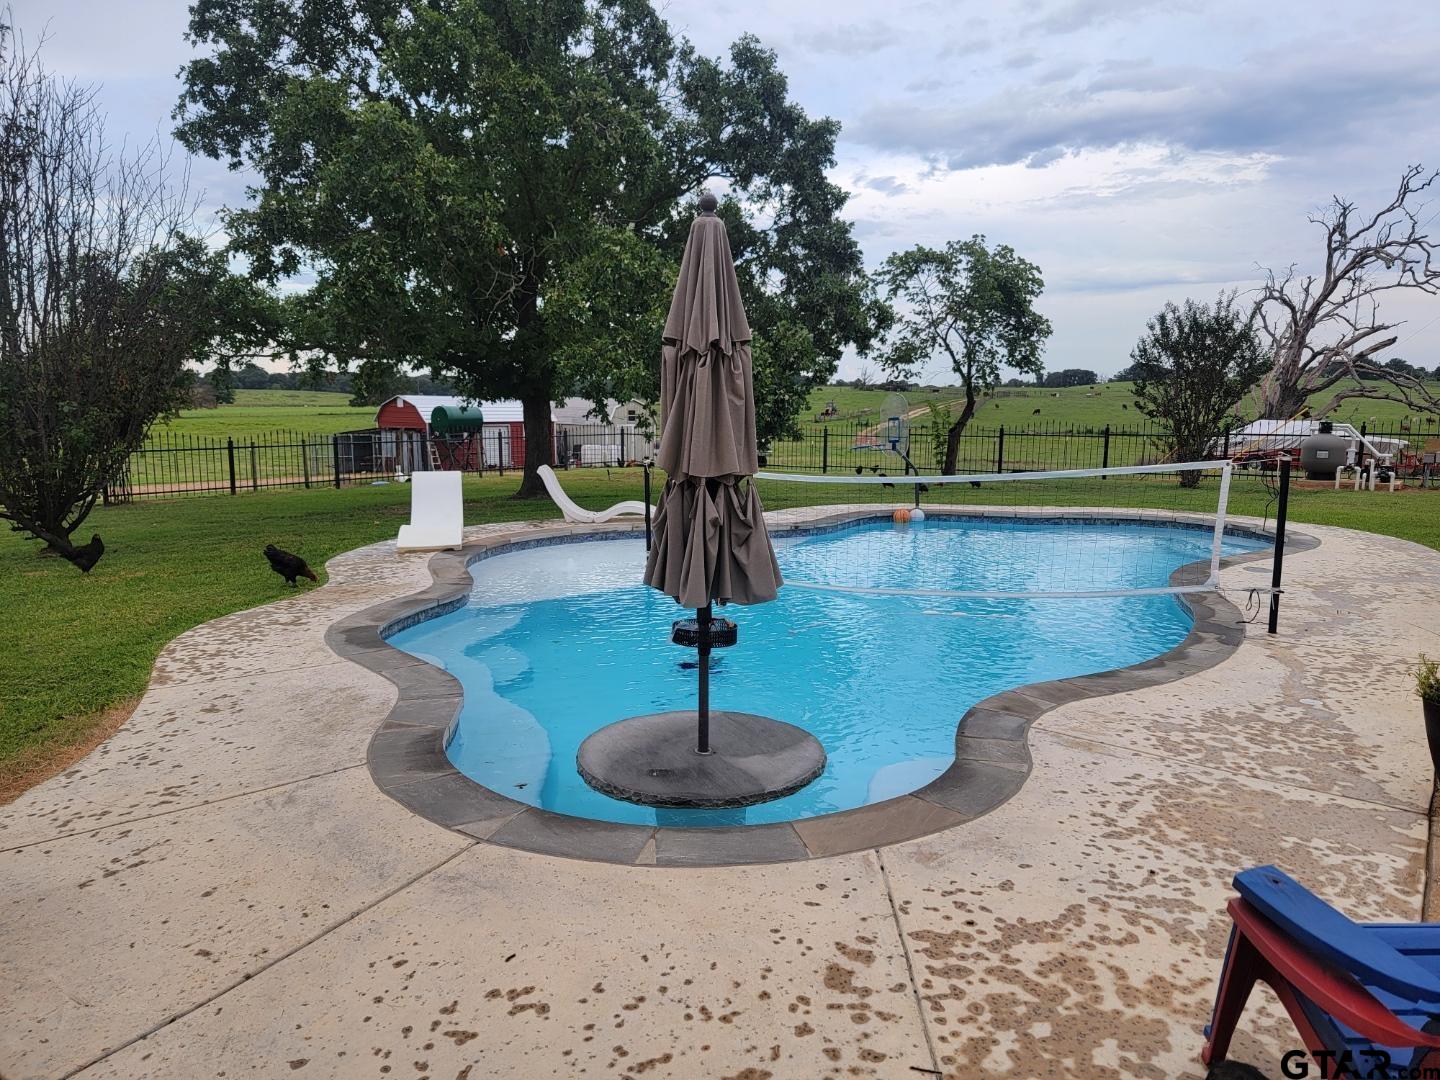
[1253,165,1440,420]
[0,23,214,571]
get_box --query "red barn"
[374,396,544,471]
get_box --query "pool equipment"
[1300,421,1350,480]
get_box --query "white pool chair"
[537,465,651,524]
[396,471,464,552]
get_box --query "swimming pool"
[387,517,1267,828]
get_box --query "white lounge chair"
[396,471,464,552]
[537,465,651,524]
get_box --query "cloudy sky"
[15,0,1440,381]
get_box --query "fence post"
[227,437,237,495]
[1102,424,1111,475]
[1267,455,1292,635]
[302,438,311,488]
[250,441,259,492]
[995,426,1005,473]
[822,429,829,474]
[332,435,342,489]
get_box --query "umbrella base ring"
[576,711,825,809]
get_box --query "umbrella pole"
[696,603,712,754]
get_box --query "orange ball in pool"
[893,508,911,524]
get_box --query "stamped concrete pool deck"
[2,515,1436,1079]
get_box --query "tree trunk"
[942,389,979,474]
[1258,381,1311,421]
[514,388,556,498]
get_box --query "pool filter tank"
[1300,421,1350,480]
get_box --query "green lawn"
[0,471,628,784]
[4,466,1438,792]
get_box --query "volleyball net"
[753,460,1250,601]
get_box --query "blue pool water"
[388,518,1266,827]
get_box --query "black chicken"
[265,544,318,587]
[71,534,105,573]
[879,470,894,490]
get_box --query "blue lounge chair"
[1203,865,1440,1076]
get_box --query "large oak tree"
[175,0,884,495]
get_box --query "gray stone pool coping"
[326,510,1318,868]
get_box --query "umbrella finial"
[698,193,718,215]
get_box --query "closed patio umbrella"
[643,194,782,752]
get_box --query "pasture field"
[800,381,1440,434]
[152,390,374,441]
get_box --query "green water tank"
[429,404,485,435]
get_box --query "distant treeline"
[833,369,1105,392]
[855,358,1439,392]
[196,362,455,406]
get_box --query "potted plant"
[1418,655,1440,776]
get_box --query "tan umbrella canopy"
[642,194,782,755]
[643,197,782,610]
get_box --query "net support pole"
[696,603,712,754]
[1207,463,1234,585]
[1267,456,1292,635]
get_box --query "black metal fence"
[104,424,660,502]
[105,420,1429,502]
[770,420,1431,476]
[768,421,1163,475]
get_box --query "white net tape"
[754,460,1239,601]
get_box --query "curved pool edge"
[325,513,1319,868]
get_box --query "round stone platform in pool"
[577,710,826,808]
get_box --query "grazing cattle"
[1031,408,1041,415]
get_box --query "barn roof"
[379,395,544,426]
